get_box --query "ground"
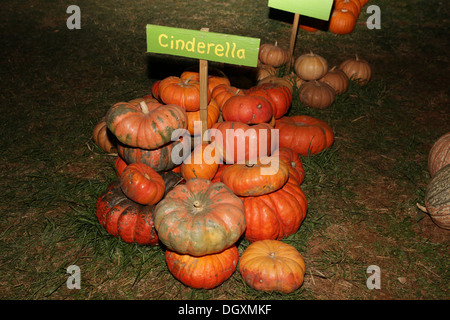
[0,0,449,301]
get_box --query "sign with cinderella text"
[146,25,260,67]
[268,0,334,21]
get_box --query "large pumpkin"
[106,100,187,150]
[239,240,306,293]
[428,132,450,177]
[120,162,165,205]
[158,76,211,112]
[154,178,246,256]
[96,172,183,245]
[424,164,450,230]
[165,246,239,289]
[275,115,334,156]
[220,157,289,196]
[241,182,308,242]
[222,95,273,124]
[211,121,274,164]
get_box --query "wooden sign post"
[268,0,334,70]
[146,25,260,141]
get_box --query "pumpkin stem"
[355,54,360,61]
[140,101,149,114]
[416,203,428,213]
[193,200,201,208]
[269,252,276,258]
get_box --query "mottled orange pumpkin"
[272,147,305,185]
[186,98,220,136]
[165,246,239,289]
[181,143,219,181]
[211,84,245,110]
[154,178,246,256]
[222,95,274,124]
[158,76,211,111]
[239,240,306,293]
[246,83,292,119]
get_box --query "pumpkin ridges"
[424,164,450,229]
[428,132,450,177]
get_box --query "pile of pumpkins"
[300,0,371,35]
[256,42,372,110]
[91,45,345,292]
[418,132,450,230]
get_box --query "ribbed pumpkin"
[319,66,350,94]
[211,84,245,110]
[180,71,230,94]
[211,121,274,164]
[96,172,183,245]
[92,117,117,153]
[117,139,189,172]
[120,162,165,205]
[272,147,305,185]
[239,240,306,293]
[154,178,246,256]
[220,157,289,196]
[165,246,239,289]
[298,80,336,109]
[114,156,127,177]
[294,52,328,81]
[328,8,357,35]
[339,55,372,85]
[275,115,334,156]
[158,76,211,111]
[335,0,361,17]
[256,64,278,81]
[181,142,219,181]
[241,182,308,242]
[424,164,450,230]
[186,99,220,136]
[258,76,294,94]
[106,100,187,150]
[428,132,450,177]
[258,42,290,67]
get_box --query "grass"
[1,0,449,301]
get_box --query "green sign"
[146,25,260,67]
[268,0,334,21]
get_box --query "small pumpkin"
[328,9,357,35]
[319,66,350,94]
[211,84,245,110]
[423,164,450,230]
[246,83,293,119]
[294,52,328,81]
[96,172,183,245]
[120,162,165,205]
[186,98,220,136]
[154,178,246,256]
[158,76,211,112]
[275,115,334,156]
[335,0,361,17]
[106,100,187,150]
[339,55,372,85]
[241,182,308,242]
[428,132,450,177]
[220,157,289,196]
[298,80,336,109]
[272,147,305,185]
[165,246,239,289]
[92,117,117,153]
[181,143,219,181]
[222,95,274,124]
[258,42,290,67]
[239,240,306,293]
[258,75,294,94]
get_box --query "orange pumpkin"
[241,182,308,242]
[239,240,306,293]
[186,98,220,136]
[246,83,293,119]
[158,76,211,111]
[335,0,361,17]
[294,52,328,81]
[339,55,372,85]
[272,147,305,185]
[92,117,117,153]
[211,84,245,110]
[165,246,239,289]
[328,9,357,35]
[222,95,274,124]
[220,157,289,196]
[181,143,219,181]
[180,71,231,94]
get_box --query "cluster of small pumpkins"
[300,0,371,35]
[256,43,372,109]
[92,57,338,292]
[418,132,450,230]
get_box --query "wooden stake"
[199,27,209,143]
[287,13,300,71]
